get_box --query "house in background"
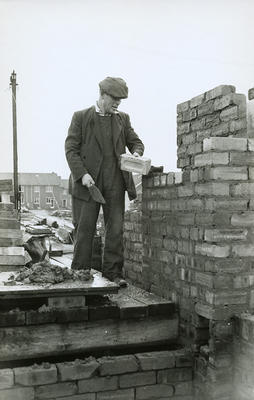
[0,172,72,210]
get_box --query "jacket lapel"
[90,108,103,152]
[111,113,123,155]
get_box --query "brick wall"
[123,84,254,399]
[0,349,193,400]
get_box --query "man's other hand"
[133,152,140,157]
[82,173,95,187]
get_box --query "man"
[65,77,144,286]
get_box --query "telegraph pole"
[10,71,19,210]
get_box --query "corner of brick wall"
[123,84,254,400]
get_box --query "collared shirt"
[95,101,119,116]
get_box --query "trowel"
[88,184,106,204]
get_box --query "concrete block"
[205,229,247,242]
[35,382,77,399]
[98,355,138,376]
[97,389,134,400]
[195,243,230,257]
[135,351,175,370]
[78,376,118,393]
[120,154,151,175]
[203,137,247,152]
[0,229,23,239]
[119,371,156,388]
[194,152,229,167]
[0,254,25,266]
[0,369,14,389]
[207,166,248,181]
[0,219,20,229]
[205,85,235,101]
[220,106,238,121]
[57,359,99,381]
[136,384,174,399]
[195,272,213,288]
[231,183,254,196]
[14,364,57,386]
[48,296,86,309]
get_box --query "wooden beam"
[0,316,178,362]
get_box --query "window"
[20,185,24,192]
[62,199,67,207]
[34,197,39,204]
[46,186,53,192]
[63,189,67,195]
[46,197,53,204]
[34,186,40,193]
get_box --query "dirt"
[7,260,93,285]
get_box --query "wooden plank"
[0,316,178,361]
[0,218,20,229]
[0,270,119,298]
[0,229,23,239]
[0,180,12,193]
[0,255,25,265]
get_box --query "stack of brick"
[0,179,25,271]
[0,349,193,400]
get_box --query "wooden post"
[10,71,19,210]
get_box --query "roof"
[0,172,62,186]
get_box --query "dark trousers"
[71,174,125,280]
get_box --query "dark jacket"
[65,106,144,201]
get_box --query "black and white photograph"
[0,1,254,399]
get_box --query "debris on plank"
[7,261,93,285]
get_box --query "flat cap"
[99,77,128,99]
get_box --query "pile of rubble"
[7,261,93,285]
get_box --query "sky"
[0,0,254,179]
